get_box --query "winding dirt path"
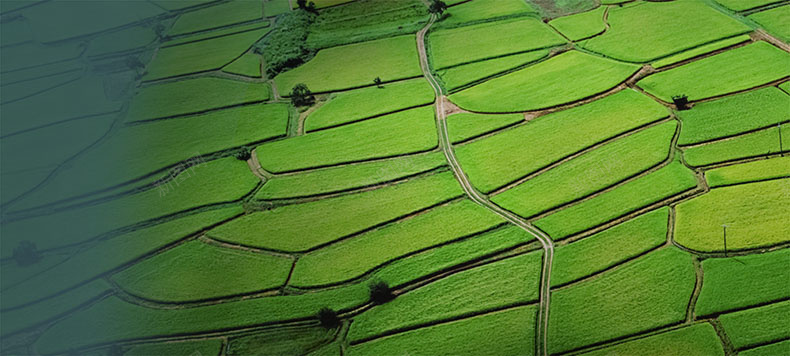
[416,15,555,356]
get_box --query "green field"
[749,4,790,42]
[126,339,223,356]
[705,156,790,187]
[683,126,787,167]
[720,300,790,350]
[714,0,783,11]
[226,326,333,356]
[440,0,537,26]
[169,0,263,36]
[581,323,724,356]
[651,35,752,69]
[739,339,790,356]
[436,49,550,91]
[446,112,523,143]
[222,51,261,77]
[548,6,606,41]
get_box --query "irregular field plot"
[651,35,752,69]
[749,4,790,42]
[705,156,790,187]
[222,51,261,77]
[739,339,790,356]
[428,17,564,69]
[683,126,787,167]
[125,339,223,356]
[450,50,639,112]
[580,323,724,356]
[637,42,790,102]
[548,6,606,41]
[440,0,537,26]
[437,49,550,91]
[169,0,263,36]
[715,0,783,11]
[695,248,790,317]
[226,326,333,356]
[446,112,523,143]
[674,179,790,251]
[720,300,790,350]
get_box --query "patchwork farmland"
[1,0,789,355]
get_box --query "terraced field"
[1,0,788,355]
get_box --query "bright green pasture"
[290,199,506,287]
[126,339,223,356]
[153,0,217,10]
[494,121,676,218]
[720,300,790,350]
[440,0,537,26]
[706,156,790,187]
[580,323,724,356]
[549,6,605,41]
[86,25,158,57]
[428,17,564,69]
[313,0,354,7]
[695,249,790,317]
[165,22,270,47]
[749,4,790,42]
[781,81,790,94]
[209,171,463,252]
[169,0,263,36]
[548,248,696,354]
[637,42,790,102]
[583,1,750,62]
[677,87,789,145]
[674,179,790,251]
[222,51,261,77]
[112,240,292,302]
[127,77,272,122]
[447,113,523,143]
[305,78,434,132]
[226,326,333,356]
[450,50,639,112]
[437,50,550,91]
[264,0,291,17]
[455,89,667,193]
[651,35,752,69]
[348,306,537,356]
[551,208,667,287]
[256,152,447,199]
[256,106,437,173]
[739,340,790,356]
[714,0,782,11]
[535,160,698,240]
[275,35,422,93]
[347,251,541,342]
[143,28,268,81]
[683,126,786,167]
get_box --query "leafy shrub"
[234,147,251,161]
[262,11,315,77]
[291,83,315,106]
[672,94,690,110]
[317,307,340,329]
[369,280,395,304]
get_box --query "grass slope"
[437,49,550,91]
[446,112,523,143]
[222,51,261,77]
[580,323,724,356]
[749,4,790,42]
[549,6,606,41]
[720,300,790,350]
[169,0,262,36]
[651,35,752,69]
[683,126,787,167]
[440,0,537,26]
[706,156,790,187]
[226,326,334,356]
[125,339,223,356]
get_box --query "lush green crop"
[749,4,790,42]
[637,42,790,102]
[695,248,790,317]
[264,0,291,16]
[347,305,537,355]
[126,339,223,356]
[455,89,668,192]
[429,17,564,69]
[166,22,270,47]
[580,323,724,356]
[651,35,751,69]
[549,6,605,41]
[446,112,523,143]
[706,156,790,187]
[290,199,506,287]
[548,247,696,354]
[677,87,789,145]
[226,326,333,356]
[256,152,447,199]
[440,0,537,26]
[739,339,790,356]
[780,81,790,94]
[493,121,677,218]
[256,106,437,173]
[209,171,463,252]
[450,50,639,112]
[583,1,750,62]
[305,78,434,132]
[720,300,790,350]
[222,51,261,77]
[714,0,782,11]
[437,49,549,91]
[535,160,698,240]
[112,240,293,302]
[551,208,667,287]
[675,179,790,251]
[683,126,786,167]
[347,250,541,342]
[169,0,262,36]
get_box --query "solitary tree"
[672,94,689,110]
[317,307,340,329]
[290,83,315,107]
[234,147,251,161]
[13,241,41,266]
[373,76,383,88]
[429,0,448,16]
[369,280,395,304]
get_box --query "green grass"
[551,208,668,287]
[493,121,677,218]
[683,126,786,167]
[305,79,435,132]
[428,17,565,69]
[274,35,423,93]
[582,1,750,62]
[637,42,790,102]
[256,106,437,173]
[112,240,292,302]
[535,160,698,240]
[580,323,725,356]
[695,249,790,317]
[347,251,541,342]
[126,339,223,356]
[455,89,668,192]
[781,81,790,94]
[651,35,752,69]
[739,339,790,356]
[706,156,790,187]
[165,22,270,47]
[437,49,550,91]
[446,112,524,143]
[127,77,272,122]
[714,0,783,11]
[440,0,537,26]
[674,179,790,252]
[169,0,263,36]
[86,25,157,57]
[153,0,217,10]
[348,305,537,355]
[264,0,291,17]
[34,283,370,354]
[290,199,506,287]
[720,300,790,350]
[222,51,261,77]
[749,4,790,42]
[449,50,639,112]
[208,171,463,252]
[256,151,447,199]
[143,28,268,81]
[548,247,696,354]
[226,326,334,356]
[549,6,606,41]
[677,87,789,145]
[313,0,355,7]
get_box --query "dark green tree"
[290,83,315,107]
[369,280,395,304]
[234,147,251,161]
[373,76,383,88]
[429,0,448,15]
[317,307,340,329]
[672,94,689,110]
